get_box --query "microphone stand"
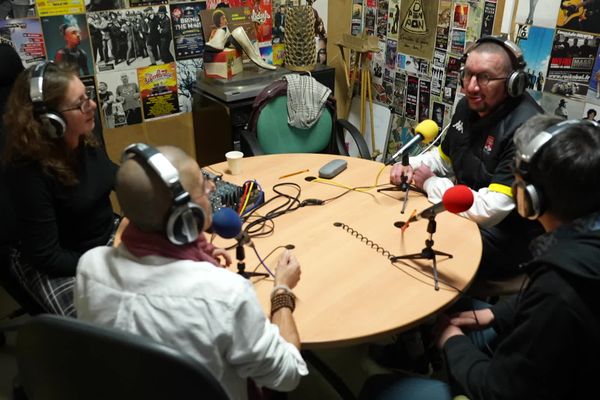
[390,212,452,290]
[378,154,412,213]
[236,239,269,279]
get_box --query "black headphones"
[460,35,528,98]
[513,119,600,219]
[122,143,205,245]
[29,61,67,139]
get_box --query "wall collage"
[350,0,600,160]
[0,0,289,130]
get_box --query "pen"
[278,169,309,179]
[401,209,417,233]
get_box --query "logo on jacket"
[483,135,495,153]
[452,120,464,133]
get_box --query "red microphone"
[408,185,474,222]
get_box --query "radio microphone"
[211,207,243,239]
[408,185,474,222]
[384,119,439,165]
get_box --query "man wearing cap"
[157,5,174,63]
[142,7,160,65]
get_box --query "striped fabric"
[283,74,331,129]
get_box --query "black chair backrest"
[17,314,229,400]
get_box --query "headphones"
[122,143,205,245]
[512,119,599,219]
[29,61,67,139]
[460,35,528,98]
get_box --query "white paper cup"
[225,151,243,175]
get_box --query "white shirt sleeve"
[227,283,308,391]
[423,177,515,228]
[409,147,454,178]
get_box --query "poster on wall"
[176,58,202,113]
[556,2,600,34]
[387,0,400,40]
[435,0,451,51]
[0,18,46,67]
[86,0,126,12]
[36,0,85,17]
[89,6,175,73]
[376,0,389,40]
[518,26,554,92]
[480,1,496,37]
[418,78,430,122]
[127,0,168,7]
[545,29,597,100]
[41,14,94,77]
[392,70,406,114]
[405,74,418,120]
[171,2,206,61]
[138,62,180,119]
[97,69,143,127]
[396,0,438,60]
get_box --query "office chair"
[241,78,371,159]
[16,314,229,400]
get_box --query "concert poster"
[480,1,496,37]
[515,0,560,28]
[392,70,406,115]
[431,66,444,97]
[405,74,418,120]
[376,0,388,40]
[418,78,431,122]
[0,18,46,67]
[545,29,597,100]
[36,0,85,17]
[171,2,206,60]
[387,0,400,41]
[138,62,180,120]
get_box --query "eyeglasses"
[461,71,508,87]
[60,89,95,113]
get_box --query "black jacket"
[444,212,600,399]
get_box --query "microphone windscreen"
[414,119,439,143]
[442,185,474,213]
[211,207,242,239]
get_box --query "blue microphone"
[211,207,242,239]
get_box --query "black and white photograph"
[176,58,203,113]
[96,69,143,128]
[85,0,126,12]
[88,5,175,73]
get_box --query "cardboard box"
[204,48,243,80]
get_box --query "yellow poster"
[138,63,180,120]
[36,0,85,17]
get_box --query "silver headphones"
[122,143,205,245]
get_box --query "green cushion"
[256,96,333,154]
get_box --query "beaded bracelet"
[271,284,295,300]
[270,292,296,316]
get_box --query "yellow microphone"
[384,119,439,165]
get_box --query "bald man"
[390,38,544,281]
[75,145,308,399]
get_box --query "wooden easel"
[336,32,380,158]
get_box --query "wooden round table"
[208,153,481,349]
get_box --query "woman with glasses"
[2,62,118,316]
